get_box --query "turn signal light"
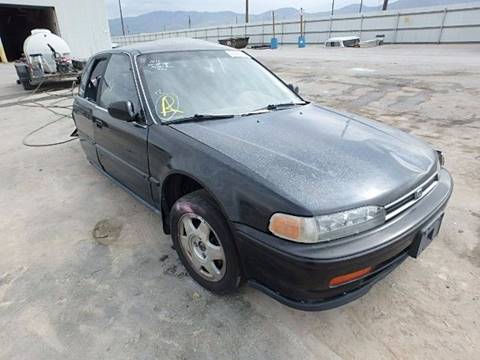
[269,213,302,241]
[329,266,373,287]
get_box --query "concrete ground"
[0,44,479,360]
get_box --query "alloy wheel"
[177,213,226,282]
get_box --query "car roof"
[111,38,231,55]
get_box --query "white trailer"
[14,29,85,90]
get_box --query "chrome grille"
[385,173,439,221]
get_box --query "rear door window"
[84,57,108,103]
[78,59,94,97]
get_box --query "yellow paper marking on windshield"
[159,94,183,120]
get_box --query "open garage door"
[0,4,59,62]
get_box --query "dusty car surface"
[72,38,453,310]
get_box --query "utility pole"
[359,0,363,13]
[271,10,278,49]
[382,0,389,11]
[118,0,126,36]
[188,16,191,29]
[298,7,306,48]
[331,0,335,16]
[245,0,249,23]
[272,11,276,38]
[300,8,304,36]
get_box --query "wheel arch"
[160,170,232,236]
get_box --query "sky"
[105,0,386,19]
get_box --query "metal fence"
[112,3,480,46]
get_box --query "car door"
[72,55,109,168]
[93,53,152,203]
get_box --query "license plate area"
[409,213,444,258]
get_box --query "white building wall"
[2,0,111,58]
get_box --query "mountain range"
[109,0,479,36]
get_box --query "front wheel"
[170,190,242,294]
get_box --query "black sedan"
[72,39,453,311]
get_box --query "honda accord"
[73,39,453,310]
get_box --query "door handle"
[94,118,104,128]
[73,107,92,120]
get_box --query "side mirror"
[288,84,300,94]
[108,101,136,122]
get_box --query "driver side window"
[98,54,140,114]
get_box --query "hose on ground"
[20,80,79,148]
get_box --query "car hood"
[171,104,437,214]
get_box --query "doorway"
[0,4,59,61]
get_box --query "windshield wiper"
[166,114,235,124]
[266,101,309,110]
[242,101,309,116]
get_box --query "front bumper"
[235,168,453,311]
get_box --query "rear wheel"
[170,190,242,294]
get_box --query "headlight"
[269,206,386,243]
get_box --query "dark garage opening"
[0,4,59,61]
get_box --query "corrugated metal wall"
[112,3,480,46]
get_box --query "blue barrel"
[270,37,278,49]
[298,36,306,48]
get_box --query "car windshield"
[137,50,303,123]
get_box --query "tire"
[21,80,35,91]
[170,190,242,294]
